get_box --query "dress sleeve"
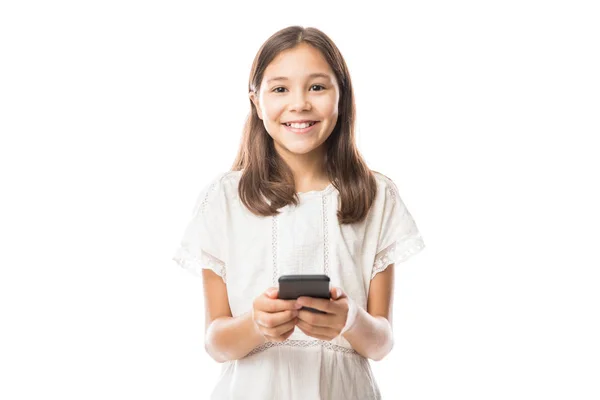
[371,177,426,280]
[172,173,228,282]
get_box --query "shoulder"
[192,170,242,215]
[220,169,243,184]
[201,170,241,188]
[200,170,242,194]
[371,170,401,200]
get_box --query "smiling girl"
[173,26,426,400]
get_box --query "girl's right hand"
[252,287,302,342]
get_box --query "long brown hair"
[231,25,377,224]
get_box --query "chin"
[283,145,319,155]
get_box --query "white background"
[1,0,599,399]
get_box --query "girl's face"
[250,43,340,159]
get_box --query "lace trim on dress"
[272,214,279,286]
[387,184,397,206]
[201,250,227,283]
[193,178,220,216]
[371,235,426,280]
[173,247,227,283]
[322,195,330,276]
[245,339,358,358]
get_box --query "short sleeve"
[171,172,228,282]
[371,177,426,279]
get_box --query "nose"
[288,90,311,112]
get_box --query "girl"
[173,26,425,400]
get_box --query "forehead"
[263,43,336,83]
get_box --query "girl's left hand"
[295,287,349,341]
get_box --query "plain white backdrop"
[1,0,599,399]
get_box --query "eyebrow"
[266,73,332,84]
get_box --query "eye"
[271,85,325,93]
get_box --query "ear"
[249,91,263,120]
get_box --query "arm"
[202,269,266,363]
[342,263,395,361]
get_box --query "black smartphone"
[278,274,331,314]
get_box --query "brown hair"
[231,25,378,224]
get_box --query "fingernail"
[295,303,302,309]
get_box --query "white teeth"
[285,122,315,129]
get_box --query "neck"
[274,143,329,191]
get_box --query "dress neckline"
[296,183,335,196]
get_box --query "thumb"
[331,287,346,300]
[266,287,278,298]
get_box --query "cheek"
[261,99,286,122]
[315,96,338,119]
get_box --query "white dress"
[172,169,425,400]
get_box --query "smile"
[283,121,317,128]
[282,121,320,134]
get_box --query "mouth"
[282,121,320,134]
[282,121,318,128]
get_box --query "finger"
[296,296,333,314]
[296,309,333,328]
[263,318,298,339]
[296,320,338,341]
[280,328,295,340]
[330,287,347,300]
[271,326,295,343]
[257,296,301,313]
[265,287,278,298]
[255,309,299,328]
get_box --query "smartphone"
[278,274,331,314]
